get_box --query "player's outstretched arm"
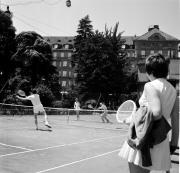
[16,95,28,101]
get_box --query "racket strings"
[116,100,137,124]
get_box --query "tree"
[0,9,16,100]
[11,31,56,86]
[103,23,127,92]
[72,19,128,105]
[72,15,93,67]
[71,15,94,100]
[2,31,61,106]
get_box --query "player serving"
[16,89,52,130]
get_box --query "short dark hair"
[145,53,169,78]
[32,89,37,94]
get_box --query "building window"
[53,44,58,49]
[52,61,56,66]
[74,73,77,78]
[168,50,174,58]
[135,51,137,58]
[62,71,67,77]
[141,50,145,55]
[67,52,72,58]
[53,52,58,59]
[69,44,73,49]
[64,44,69,49]
[62,81,66,87]
[63,61,67,67]
[141,50,146,58]
[61,52,65,57]
[158,50,162,55]
[69,71,71,77]
[150,50,154,55]
[132,52,135,57]
[59,61,62,67]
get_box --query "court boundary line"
[36,149,121,173]
[0,142,32,151]
[0,135,125,158]
[1,118,128,132]
[64,122,128,132]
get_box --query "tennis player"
[16,89,51,130]
[74,98,80,120]
[98,102,110,123]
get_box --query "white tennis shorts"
[33,104,45,114]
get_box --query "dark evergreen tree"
[72,18,129,105]
[3,31,60,106]
[0,9,16,100]
[71,15,93,99]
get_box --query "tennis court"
[0,110,179,173]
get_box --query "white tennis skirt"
[33,104,45,114]
[119,137,171,171]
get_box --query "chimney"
[154,25,159,29]
[148,25,159,31]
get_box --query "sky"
[1,0,180,38]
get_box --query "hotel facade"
[44,25,180,95]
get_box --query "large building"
[134,25,180,94]
[44,36,76,90]
[44,25,180,94]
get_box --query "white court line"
[0,142,32,151]
[36,149,121,173]
[0,135,125,158]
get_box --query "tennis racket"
[116,100,137,124]
[17,89,26,97]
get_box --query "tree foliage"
[11,31,56,86]
[0,9,16,98]
[72,15,129,103]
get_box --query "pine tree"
[72,17,128,103]
[71,15,94,98]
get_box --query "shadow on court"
[37,128,53,132]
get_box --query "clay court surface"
[0,115,179,173]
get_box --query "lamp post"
[60,91,68,101]
[108,93,112,109]
[66,0,71,7]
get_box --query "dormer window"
[64,44,69,49]
[53,44,58,49]
[154,35,160,40]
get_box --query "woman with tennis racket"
[119,53,179,173]
[16,89,52,130]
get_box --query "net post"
[67,109,70,123]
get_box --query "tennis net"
[0,103,118,124]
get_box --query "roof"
[134,28,179,41]
[121,36,136,45]
[44,36,137,45]
[43,28,180,45]
[43,36,75,44]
